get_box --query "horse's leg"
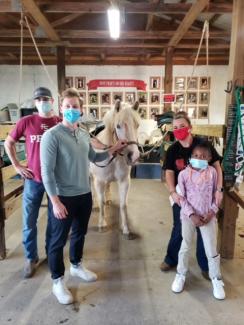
[105,182,112,205]
[94,179,108,232]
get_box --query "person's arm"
[212,160,223,207]
[40,131,68,219]
[4,135,33,179]
[88,139,127,163]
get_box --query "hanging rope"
[18,9,24,109]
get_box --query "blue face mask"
[189,158,208,170]
[36,101,52,114]
[63,108,81,124]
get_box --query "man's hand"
[171,192,182,206]
[215,190,223,207]
[190,214,205,227]
[52,199,68,219]
[15,163,34,179]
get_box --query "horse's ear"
[114,99,121,112]
[132,101,139,111]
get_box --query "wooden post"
[57,46,66,94]
[220,0,244,258]
[164,46,174,112]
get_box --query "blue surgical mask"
[36,101,52,114]
[63,108,81,124]
[189,158,208,170]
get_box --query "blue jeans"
[22,179,51,261]
[164,203,209,272]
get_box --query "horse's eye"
[116,124,121,129]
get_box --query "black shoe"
[160,262,174,272]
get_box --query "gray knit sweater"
[40,123,108,196]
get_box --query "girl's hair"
[191,140,212,158]
[60,87,83,107]
[173,111,192,126]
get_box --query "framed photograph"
[150,92,160,105]
[175,93,185,105]
[150,107,160,119]
[138,106,147,119]
[187,77,198,90]
[89,107,99,119]
[200,77,210,89]
[112,92,123,103]
[150,77,160,90]
[174,77,185,91]
[138,92,148,104]
[89,92,98,105]
[187,92,197,104]
[100,92,111,105]
[79,92,86,106]
[199,92,209,105]
[125,92,136,103]
[187,106,197,119]
[198,106,209,119]
[101,107,110,118]
[65,77,73,89]
[75,77,86,90]
[173,105,185,114]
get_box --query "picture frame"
[200,77,210,89]
[89,107,99,119]
[187,92,198,104]
[125,92,136,104]
[150,76,160,90]
[75,77,86,90]
[79,92,86,106]
[187,106,197,119]
[187,77,198,90]
[175,93,185,105]
[174,77,185,91]
[150,107,160,119]
[198,106,209,119]
[150,92,160,105]
[65,76,73,89]
[100,92,111,105]
[138,92,148,104]
[112,92,123,104]
[199,92,209,105]
[100,107,110,118]
[138,106,147,119]
[89,92,98,105]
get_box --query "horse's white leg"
[94,179,107,231]
[105,182,112,205]
[118,178,130,236]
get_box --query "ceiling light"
[107,7,120,40]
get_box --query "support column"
[164,47,174,112]
[57,46,66,94]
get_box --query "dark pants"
[164,203,209,272]
[48,192,92,279]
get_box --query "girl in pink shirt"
[171,141,225,300]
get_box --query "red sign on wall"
[87,79,147,90]
[163,93,176,103]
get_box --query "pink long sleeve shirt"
[178,165,219,220]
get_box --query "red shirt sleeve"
[9,117,28,142]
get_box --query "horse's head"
[103,100,141,165]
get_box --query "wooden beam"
[164,47,174,112]
[57,46,66,94]
[51,13,83,28]
[167,0,209,48]
[21,0,60,41]
[209,13,222,26]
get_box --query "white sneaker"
[212,278,225,300]
[52,277,73,305]
[171,274,186,293]
[70,264,97,282]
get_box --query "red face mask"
[173,127,190,141]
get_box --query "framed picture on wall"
[125,92,136,103]
[101,107,110,118]
[199,92,209,105]
[187,92,197,104]
[101,92,111,105]
[79,92,86,105]
[150,107,160,119]
[75,77,86,90]
[173,105,185,114]
[138,106,147,119]
[112,92,123,103]
[175,93,185,105]
[65,76,73,89]
[150,77,160,90]
[138,92,148,104]
[187,77,198,90]
[174,77,185,91]
[89,107,99,119]
[198,106,209,119]
[187,106,197,119]
[150,92,160,105]
[200,77,210,89]
[89,92,98,105]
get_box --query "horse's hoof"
[105,200,112,206]
[122,232,137,240]
[98,226,108,233]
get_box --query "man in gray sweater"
[40,88,126,305]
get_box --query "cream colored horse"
[90,100,140,239]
